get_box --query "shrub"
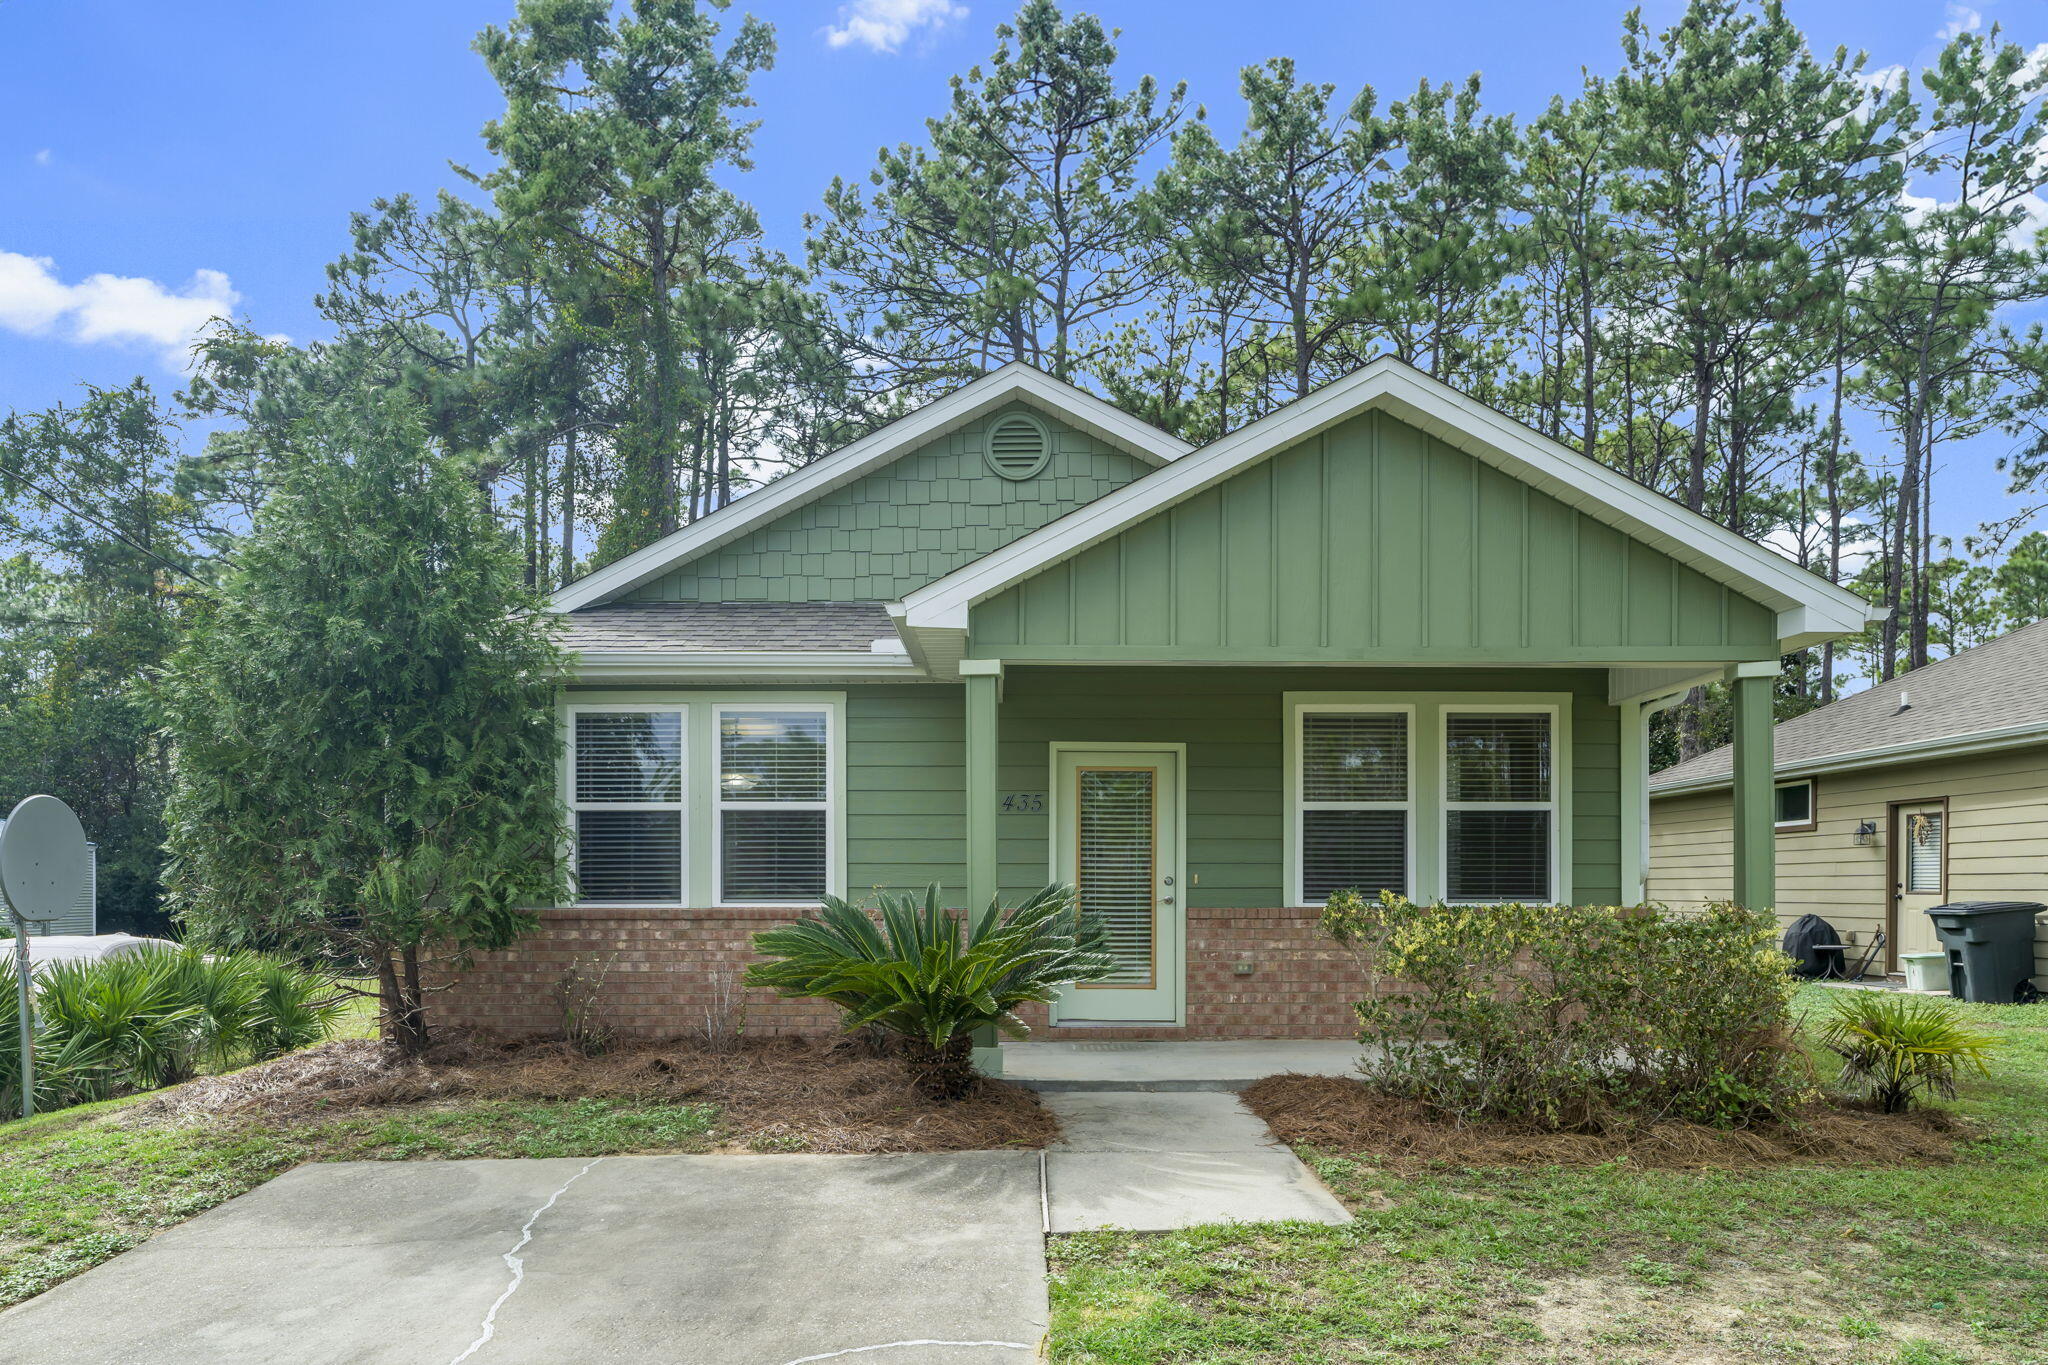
[0,947,348,1119]
[1817,992,1996,1113]
[745,884,1117,1100]
[1320,892,1801,1130]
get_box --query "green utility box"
[1924,902,2044,1004]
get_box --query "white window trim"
[560,691,846,909]
[1774,778,1815,830]
[563,702,689,910]
[1439,703,1561,906]
[1285,702,1416,908]
[711,700,845,909]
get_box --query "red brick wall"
[427,905,1364,1042]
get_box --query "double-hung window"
[715,705,832,904]
[1295,707,1411,903]
[1443,709,1555,903]
[569,707,686,903]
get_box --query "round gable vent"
[985,412,1051,480]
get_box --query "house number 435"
[1000,793,1046,813]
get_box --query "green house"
[437,360,1879,1054]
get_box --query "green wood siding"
[628,404,1154,604]
[573,669,1621,909]
[991,667,1621,908]
[970,409,1779,662]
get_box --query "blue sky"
[2,0,2040,548]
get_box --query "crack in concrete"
[449,1157,605,1364]
[778,1341,1036,1364]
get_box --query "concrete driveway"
[0,1153,1047,1365]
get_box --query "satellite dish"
[0,795,90,925]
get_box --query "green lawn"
[0,1091,716,1309]
[1046,988,2048,1365]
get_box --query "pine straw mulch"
[132,1033,1059,1155]
[1242,1072,1966,1171]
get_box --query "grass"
[0,1085,716,1310]
[1047,987,2048,1365]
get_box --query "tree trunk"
[382,946,431,1058]
[560,427,577,588]
[903,1033,978,1102]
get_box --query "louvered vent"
[986,412,1051,480]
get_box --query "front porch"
[955,662,1783,1059]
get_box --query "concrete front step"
[999,1038,1364,1092]
[1037,1090,1354,1233]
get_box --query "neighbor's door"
[1051,749,1181,1024]
[1892,800,1947,964]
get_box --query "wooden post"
[961,660,1003,1072]
[1729,662,1777,912]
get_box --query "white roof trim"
[1650,719,2048,797]
[898,358,1877,645]
[550,363,1192,612]
[569,649,928,684]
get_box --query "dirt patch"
[1242,1073,1962,1170]
[136,1034,1058,1154]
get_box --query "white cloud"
[0,250,239,369]
[824,0,965,54]
[1939,4,1981,41]
[31,149,51,167]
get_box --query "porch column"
[961,660,1003,1072]
[1728,660,1777,911]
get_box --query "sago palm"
[746,884,1117,1100]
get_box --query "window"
[716,705,831,904]
[1775,779,1815,830]
[1296,708,1410,903]
[1906,810,1943,893]
[570,708,685,903]
[1443,710,1555,903]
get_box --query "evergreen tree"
[159,395,568,1054]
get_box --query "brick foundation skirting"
[426,905,1364,1042]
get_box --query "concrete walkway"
[1002,1039,1364,1091]
[1039,1090,1353,1233]
[0,1153,1048,1365]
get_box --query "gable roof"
[1651,619,2048,795]
[895,358,1881,670]
[549,363,1192,613]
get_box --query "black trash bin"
[1923,902,2044,1004]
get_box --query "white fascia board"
[549,364,1191,613]
[568,650,927,684]
[1648,721,2048,797]
[902,359,1876,640]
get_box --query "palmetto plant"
[1817,992,1997,1114]
[36,953,204,1092]
[746,884,1117,1100]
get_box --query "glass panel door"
[1053,749,1181,1023]
[1893,801,1947,961]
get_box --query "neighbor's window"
[1774,779,1815,829]
[571,708,685,903]
[716,705,831,903]
[1297,708,1410,903]
[1443,710,1554,903]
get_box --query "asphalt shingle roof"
[1651,618,2048,792]
[558,601,897,653]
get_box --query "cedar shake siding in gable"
[624,404,1155,604]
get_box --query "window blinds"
[718,709,829,902]
[572,710,684,902]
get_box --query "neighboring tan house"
[1650,620,2048,992]
[434,359,1879,1060]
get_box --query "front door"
[1891,800,1947,966]
[1051,748,1182,1024]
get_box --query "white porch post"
[961,659,1003,1072]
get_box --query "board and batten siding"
[969,409,1779,663]
[625,404,1155,604]
[1648,744,2048,981]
